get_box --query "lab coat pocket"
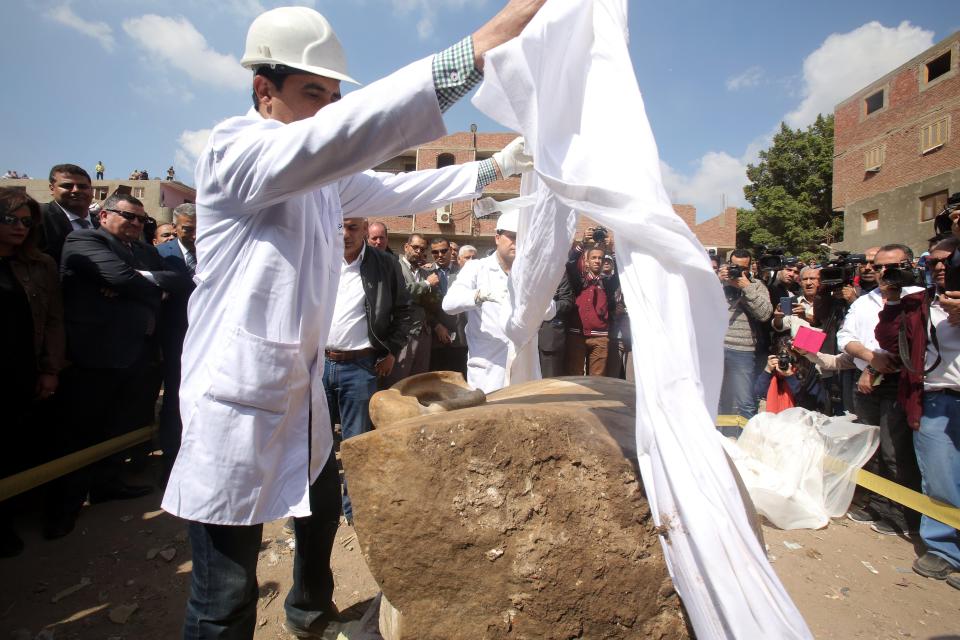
[208,325,305,413]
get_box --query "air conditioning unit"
[436,205,452,224]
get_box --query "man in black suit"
[40,164,97,265]
[46,193,192,538]
[155,203,198,479]
[428,236,468,376]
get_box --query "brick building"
[0,176,195,224]
[368,132,735,257]
[833,32,960,255]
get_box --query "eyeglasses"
[55,182,92,191]
[0,214,34,228]
[431,248,449,256]
[106,209,148,224]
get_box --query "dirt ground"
[1,458,958,639]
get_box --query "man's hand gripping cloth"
[472,0,812,637]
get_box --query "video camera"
[820,251,868,290]
[756,246,789,271]
[879,260,923,288]
[933,192,960,236]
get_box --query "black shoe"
[0,527,23,558]
[846,506,878,524]
[89,482,153,504]
[870,519,912,537]
[913,552,956,579]
[43,511,78,540]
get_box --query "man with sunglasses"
[50,194,192,537]
[857,247,881,294]
[40,163,97,265]
[875,236,960,589]
[429,236,468,375]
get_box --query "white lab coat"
[162,57,482,525]
[443,253,554,393]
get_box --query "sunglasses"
[106,209,148,224]
[431,248,449,256]
[927,257,949,269]
[0,214,34,228]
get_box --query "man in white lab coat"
[160,4,542,639]
[443,210,553,393]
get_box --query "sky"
[3,0,959,221]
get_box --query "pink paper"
[793,326,826,353]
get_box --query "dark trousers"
[160,341,185,477]
[853,378,922,530]
[430,345,468,378]
[183,453,341,639]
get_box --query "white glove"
[492,137,533,177]
[475,288,507,305]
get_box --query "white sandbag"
[722,408,880,530]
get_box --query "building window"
[926,51,952,83]
[132,187,145,198]
[404,163,416,172]
[436,153,455,169]
[920,117,949,154]
[920,190,949,223]
[864,144,885,172]
[862,210,879,233]
[864,89,884,116]
[92,186,109,200]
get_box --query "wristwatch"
[866,365,880,376]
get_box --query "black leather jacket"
[360,247,414,357]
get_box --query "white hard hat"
[240,7,359,85]
[496,210,519,233]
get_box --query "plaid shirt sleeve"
[433,36,483,113]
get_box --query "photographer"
[874,236,960,585]
[717,249,772,432]
[565,227,621,376]
[837,243,924,536]
[753,337,826,414]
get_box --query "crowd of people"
[713,195,960,590]
[2,170,32,179]
[1,164,197,559]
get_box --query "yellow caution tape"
[0,426,155,502]
[856,469,960,530]
[716,414,749,427]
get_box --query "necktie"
[184,250,197,273]
[438,268,448,295]
[77,218,91,229]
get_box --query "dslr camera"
[777,348,797,372]
[726,263,746,280]
[592,225,609,245]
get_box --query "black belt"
[324,348,376,362]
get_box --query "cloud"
[660,151,750,219]
[386,0,474,39]
[726,66,763,91]
[122,15,249,90]
[785,21,934,127]
[668,21,935,218]
[131,77,195,104]
[46,3,115,52]
[174,128,212,177]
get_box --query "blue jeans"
[718,348,757,437]
[915,391,960,567]
[323,355,378,521]
[182,453,341,639]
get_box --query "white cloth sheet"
[472,0,811,636]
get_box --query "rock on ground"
[343,376,691,640]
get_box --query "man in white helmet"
[443,209,554,393]
[160,3,541,639]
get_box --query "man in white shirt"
[325,217,411,523]
[443,210,554,393]
[837,243,924,536]
[160,4,543,638]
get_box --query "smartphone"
[779,296,794,316]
